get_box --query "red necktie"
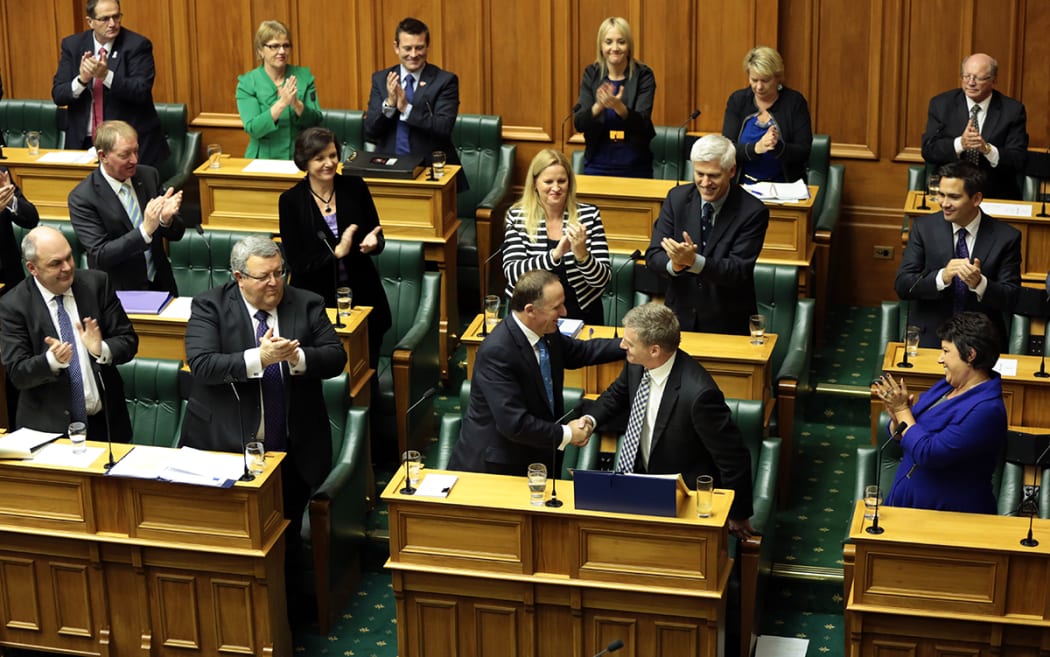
[91,47,106,138]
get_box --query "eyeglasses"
[960,74,993,83]
[263,43,293,51]
[91,12,123,23]
[240,268,286,282]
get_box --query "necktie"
[91,47,106,138]
[55,295,88,423]
[255,310,287,451]
[119,183,155,281]
[617,371,651,474]
[536,338,554,413]
[395,74,415,155]
[700,202,714,250]
[953,228,970,313]
[966,105,982,165]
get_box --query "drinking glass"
[245,441,266,475]
[402,450,422,489]
[749,314,766,345]
[68,421,87,455]
[905,325,920,358]
[206,143,222,169]
[431,150,446,178]
[336,286,353,319]
[864,485,882,520]
[26,131,40,156]
[696,474,714,518]
[527,463,547,506]
[927,173,941,203]
[484,294,501,332]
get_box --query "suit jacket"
[68,165,186,295]
[236,64,323,159]
[722,86,812,183]
[0,270,137,437]
[646,184,770,334]
[894,210,1021,349]
[447,315,624,475]
[573,61,657,173]
[588,352,754,520]
[0,167,40,287]
[180,282,347,488]
[886,374,1006,514]
[278,174,393,362]
[51,28,169,166]
[921,89,1029,200]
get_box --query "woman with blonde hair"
[502,149,611,324]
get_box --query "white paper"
[37,150,96,164]
[106,445,244,487]
[742,179,810,201]
[415,473,458,497]
[159,296,194,319]
[994,357,1018,377]
[755,636,808,657]
[0,428,62,457]
[982,201,1032,218]
[29,443,106,467]
[242,159,299,175]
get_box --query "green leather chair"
[753,263,814,506]
[302,373,370,635]
[807,134,844,348]
[375,240,443,458]
[116,357,184,447]
[320,109,367,155]
[154,103,202,192]
[570,125,688,181]
[169,229,272,297]
[601,252,651,326]
[0,99,65,149]
[13,219,87,276]
[451,113,515,315]
[432,380,599,477]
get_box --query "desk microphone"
[560,104,582,153]
[867,421,907,535]
[479,244,504,337]
[678,108,701,130]
[610,250,642,338]
[897,271,926,368]
[194,223,213,287]
[1038,147,1050,218]
[547,404,582,508]
[592,639,624,657]
[425,100,439,181]
[230,382,254,482]
[1020,438,1050,547]
[400,387,437,494]
[91,362,116,470]
[315,230,345,329]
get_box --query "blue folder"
[572,469,689,517]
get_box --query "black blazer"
[278,174,393,363]
[447,315,624,475]
[646,184,770,334]
[573,61,657,172]
[588,352,754,520]
[0,269,137,437]
[50,28,170,166]
[365,64,460,161]
[68,165,185,296]
[722,86,812,183]
[921,89,1029,200]
[180,282,347,488]
[894,210,1021,349]
[0,167,40,287]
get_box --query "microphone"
[678,108,701,130]
[560,103,582,153]
[1038,146,1050,218]
[315,230,345,329]
[479,244,505,337]
[592,639,624,657]
[1020,438,1050,546]
[400,387,437,494]
[867,420,907,535]
[897,271,926,368]
[91,362,116,470]
[194,223,213,288]
[610,250,642,338]
[547,403,582,508]
[230,382,254,482]
[425,100,438,180]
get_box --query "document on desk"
[742,179,810,202]
[242,159,300,175]
[107,446,242,487]
[30,443,106,467]
[37,150,97,164]
[0,428,62,458]
[755,636,807,657]
[414,473,458,497]
[158,296,193,319]
[981,201,1032,218]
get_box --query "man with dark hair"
[580,302,755,539]
[364,16,463,185]
[51,0,170,166]
[448,269,623,475]
[921,53,1028,200]
[895,160,1021,349]
[0,167,40,288]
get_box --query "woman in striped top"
[502,149,611,324]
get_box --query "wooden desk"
[0,442,291,656]
[382,469,733,657]
[1,147,96,220]
[871,343,1050,442]
[128,304,374,406]
[845,500,1050,656]
[194,159,461,378]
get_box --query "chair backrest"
[116,357,184,447]
[649,125,687,181]
[13,219,87,277]
[807,134,831,217]
[452,113,503,216]
[725,398,764,482]
[601,253,651,325]
[0,99,64,149]
[752,263,798,375]
[376,240,428,354]
[170,229,270,297]
[154,102,202,191]
[323,372,351,458]
[320,109,366,156]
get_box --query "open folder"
[572,470,690,517]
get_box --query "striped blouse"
[502,203,612,313]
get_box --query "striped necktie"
[617,371,651,474]
[255,310,287,451]
[54,295,88,423]
[965,105,982,165]
[119,183,155,281]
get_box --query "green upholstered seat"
[154,103,202,192]
[116,357,183,447]
[169,229,271,297]
[320,109,367,155]
[0,99,65,149]
[13,219,86,275]
[600,251,651,326]
[571,124,688,181]
[807,134,844,347]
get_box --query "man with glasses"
[921,53,1028,200]
[51,0,169,166]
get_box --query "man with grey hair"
[580,302,755,538]
[180,235,346,612]
[646,133,769,334]
[921,53,1028,200]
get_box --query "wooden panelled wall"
[2,0,1048,307]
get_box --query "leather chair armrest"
[477,144,516,211]
[998,461,1024,516]
[1008,314,1030,356]
[814,164,843,235]
[874,301,901,380]
[775,299,814,388]
[750,437,781,536]
[433,414,462,471]
[392,271,443,399]
[312,407,369,510]
[162,131,202,192]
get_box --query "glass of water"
[864,484,882,520]
[336,286,352,319]
[484,294,500,332]
[905,325,920,358]
[68,421,87,455]
[749,314,766,345]
[431,150,446,178]
[527,463,547,506]
[245,441,266,475]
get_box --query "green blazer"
[236,64,323,159]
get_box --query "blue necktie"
[700,202,714,250]
[55,295,88,423]
[953,228,970,314]
[536,338,554,413]
[119,183,155,281]
[255,310,287,451]
[617,371,651,474]
[395,74,415,155]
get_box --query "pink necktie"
[91,47,106,138]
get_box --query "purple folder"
[116,290,173,315]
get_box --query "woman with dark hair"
[278,127,391,367]
[871,311,1007,513]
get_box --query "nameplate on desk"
[572,469,689,517]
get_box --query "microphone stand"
[316,230,345,329]
[425,101,438,180]
[867,421,907,535]
[1020,438,1050,546]
[194,223,213,288]
[399,387,437,494]
[230,382,254,482]
[674,109,700,181]
[92,364,116,470]
[547,405,582,508]
[560,104,582,153]
[1038,176,1048,218]
[610,250,642,339]
[897,272,926,368]
[479,245,504,337]
[592,639,624,657]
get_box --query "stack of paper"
[107,445,245,487]
[742,179,810,202]
[0,428,62,459]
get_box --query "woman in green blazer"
[236,20,322,159]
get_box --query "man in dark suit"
[51,0,169,166]
[179,235,346,602]
[364,17,464,186]
[895,161,1021,350]
[646,134,770,334]
[448,269,624,476]
[0,167,40,288]
[921,53,1028,200]
[0,226,137,440]
[580,303,755,539]
[69,120,184,296]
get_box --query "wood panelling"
[3,0,1048,307]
